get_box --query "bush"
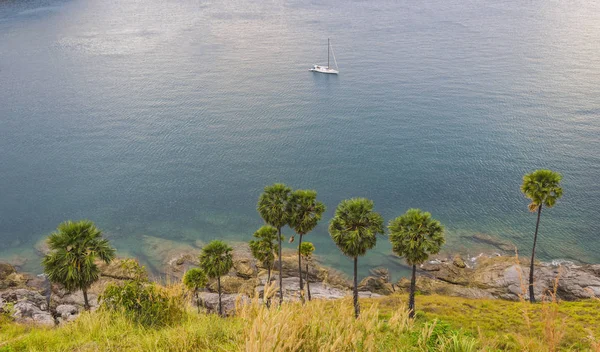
[98,261,184,327]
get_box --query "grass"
[1,289,599,351]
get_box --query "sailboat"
[309,38,339,74]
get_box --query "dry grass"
[1,280,599,351]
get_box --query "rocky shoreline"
[1,242,599,326]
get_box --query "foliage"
[287,189,325,237]
[299,242,315,259]
[183,268,208,293]
[248,226,280,272]
[257,183,291,230]
[198,240,233,279]
[388,209,445,266]
[329,198,385,258]
[99,262,184,327]
[42,220,116,292]
[521,169,563,212]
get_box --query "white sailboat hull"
[309,65,339,74]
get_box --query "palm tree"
[388,209,445,318]
[199,240,233,316]
[257,183,291,305]
[329,198,384,318]
[521,169,563,303]
[249,225,282,286]
[299,242,315,301]
[43,220,116,310]
[183,268,208,313]
[287,189,325,294]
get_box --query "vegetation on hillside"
[1,290,599,351]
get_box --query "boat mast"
[327,38,330,69]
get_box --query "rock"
[198,292,249,316]
[358,276,394,295]
[0,262,16,280]
[396,277,495,299]
[97,258,141,280]
[1,289,48,310]
[453,255,467,268]
[140,235,199,279]
[55,304,79,323]
[34,238,50,256]
[0,263,29,289]
[12,301,55,326]
[408,256,600,301]
[209,276,259,295]
[369,267,391,282]
[233,258,256,279]
[0,289,55,326]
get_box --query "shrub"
[99,261,184,327]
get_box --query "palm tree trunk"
[196,290,200,314]
[278,227,283,305]
[306,263,311,301]
[409,264,416,318]
[529,205,543,303]
[298,234,304,292]
[353,256,359,319]
[218,275,223,316]
[82,288,90,311]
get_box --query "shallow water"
[1,0,599,278]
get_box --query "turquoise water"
[1,0,599,278]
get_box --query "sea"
[1,0,599,279]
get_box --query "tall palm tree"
[329,198,384,318]
[257,183,291,305]
[299,241,315,301]
[249,225,281,286]
[287,189,325,294]
[43,220,116,310]
[388,209,445,318]
[521,169,563,303]
[199,240,233,316]
[183,268,208,313]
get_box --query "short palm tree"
[329,198,384,318]
[249,225,281,286]
[299,241,315,301]
[43,220,116,310]
[388,209,445,318]
[183,268,208,313]
[521,169,563,303]
[287,189,325,293]
[199,240,233,316]
[257,183,291,305]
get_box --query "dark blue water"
[1,0,599,277]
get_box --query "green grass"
[1,293,599,351]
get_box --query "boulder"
[55,304,79,324]
[209,276,259,295]
[0,262,16,280]
[198,292,249,316]
[0,289,55,326]
[453,255,467,269]
[358,276,394,295]
[233,258,256,279]
[369,267,391,282]
[12,301,55,326]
